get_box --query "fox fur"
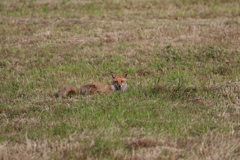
[56,72,128,98]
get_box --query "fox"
[56,72,128,98]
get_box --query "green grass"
[0,0,240,159]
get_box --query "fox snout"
[113,82,127,91]
[115,84,122,90]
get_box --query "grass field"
[0,0,240,159]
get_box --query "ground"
[0,0,240,159]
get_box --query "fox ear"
[124,72,128,78]
[111,73,116,78]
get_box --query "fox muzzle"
[116,85,121,90]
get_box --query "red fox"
[57,72,128,98]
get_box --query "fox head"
[111,72,128,91]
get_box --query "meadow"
[0,0,240,159]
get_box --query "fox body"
[57,72,128,98]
